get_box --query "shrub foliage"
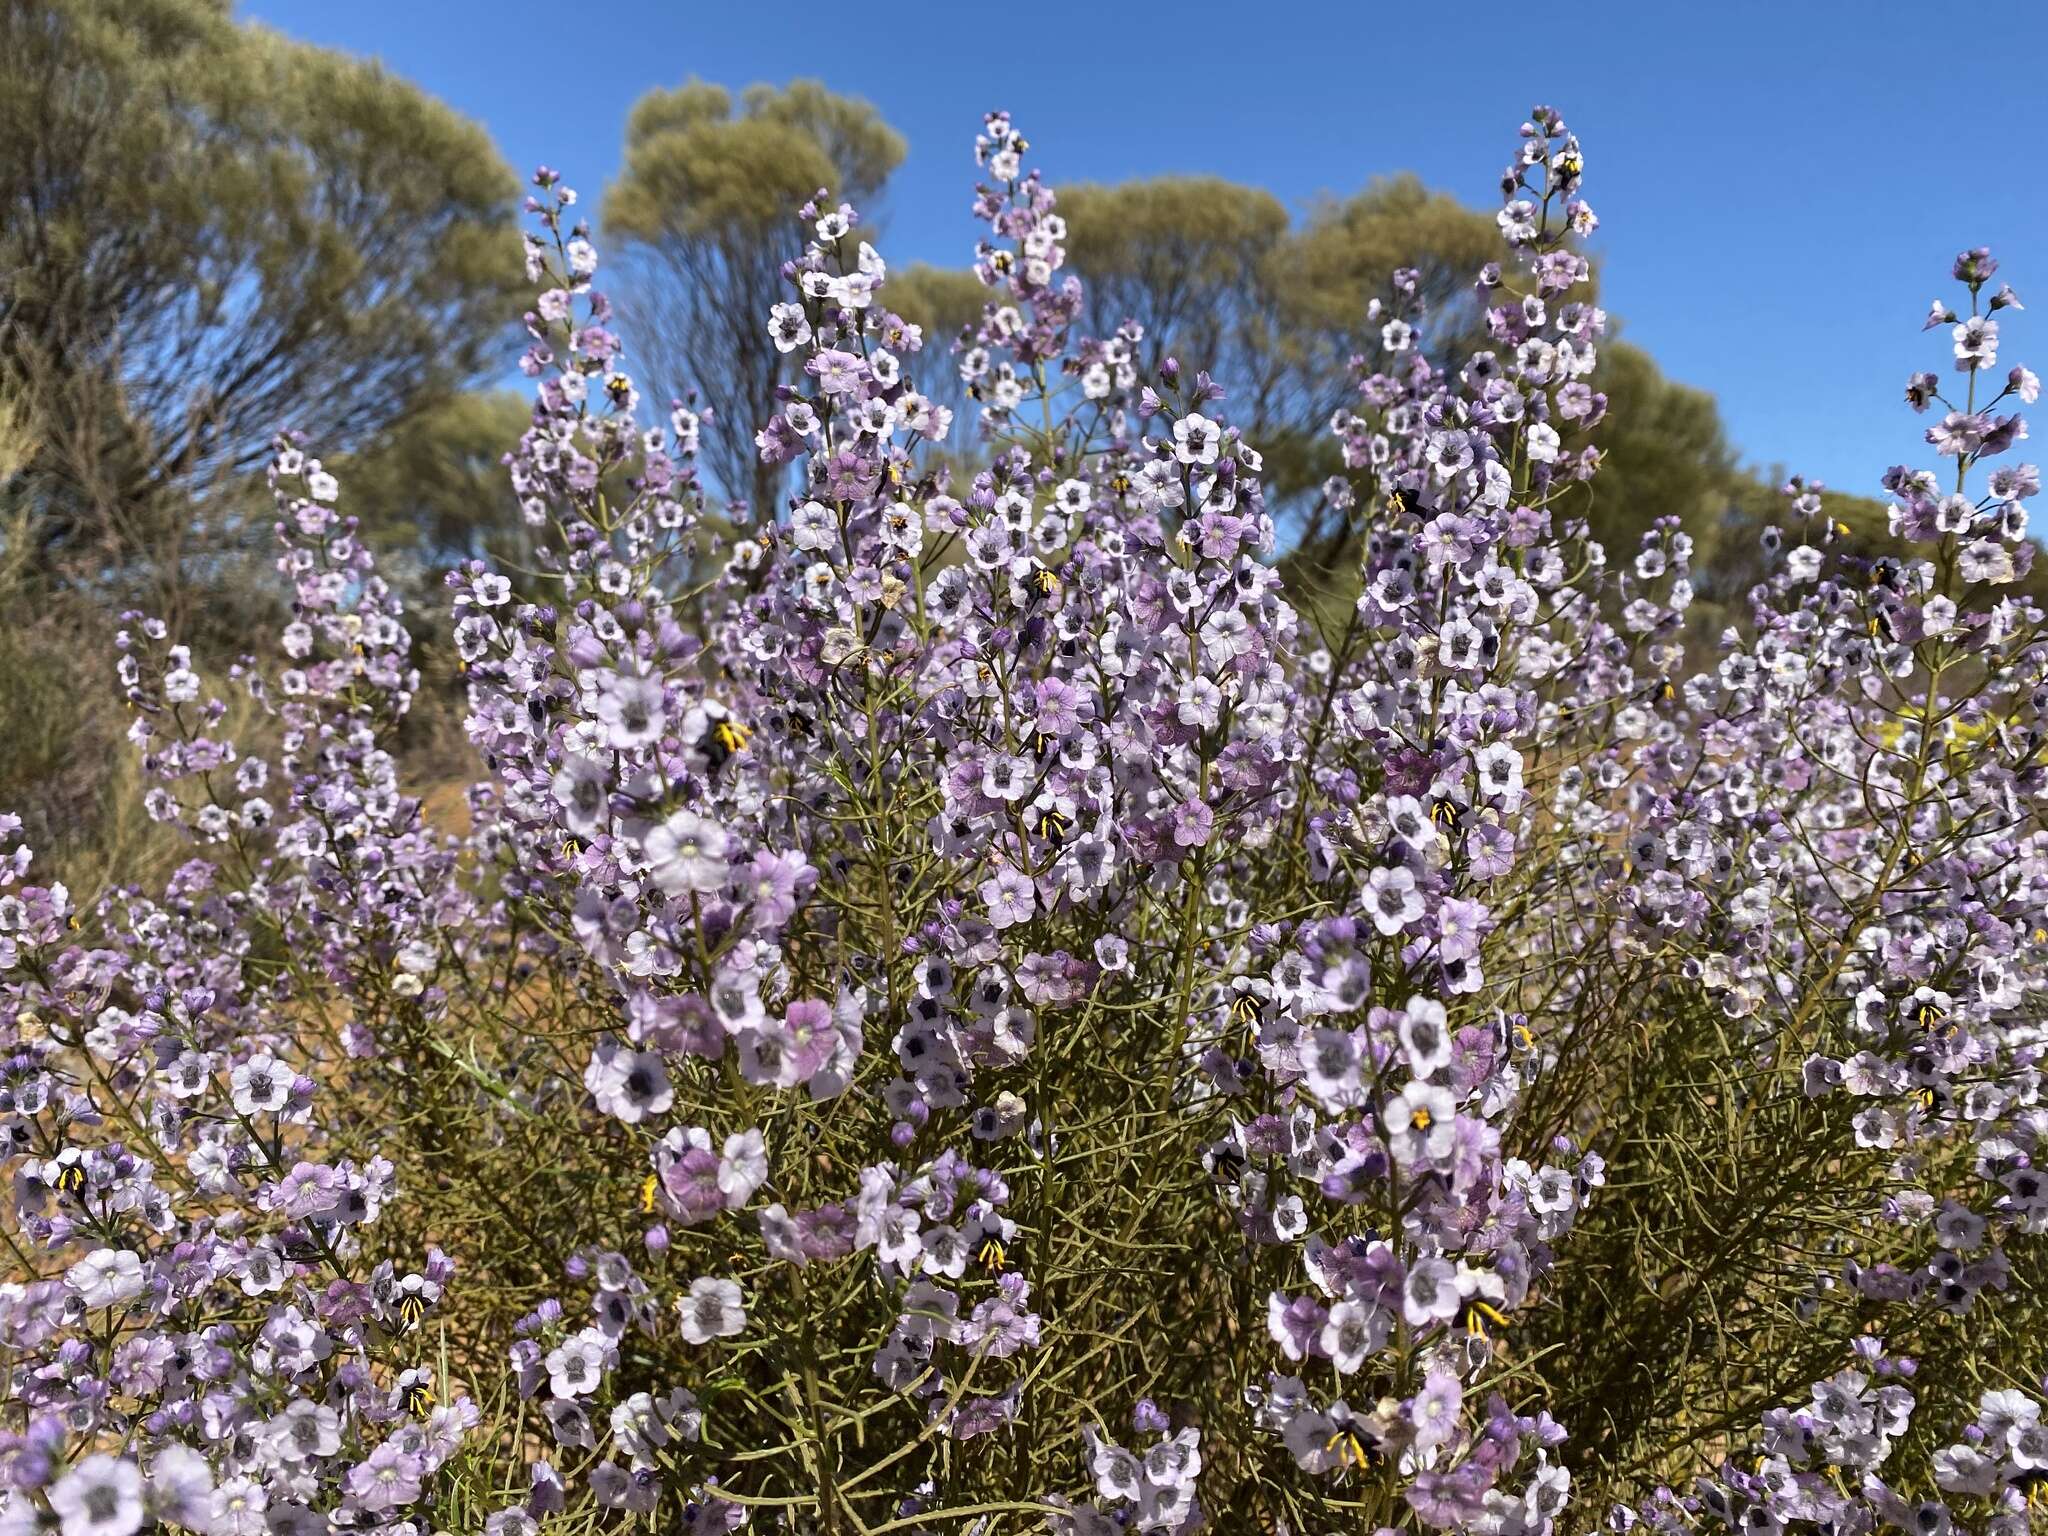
[3,106,2046,1536]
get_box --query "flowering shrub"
[3,101,2046,1536]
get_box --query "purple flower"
[347,1442,425,1512]
[658,1136,726,1224]
[1411,1368,1464,1454]
[1170,797,1214,848]
[980,865,1035,929]
[1406,1465,1489,1530]
[807,349,867,397]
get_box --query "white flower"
[207,1478,268,1536]
[1366,865,1424,936]
[1171,413,1221,466]
[768,302,813,353]
[1302,1029,1363,1110]
[1387,1081,1457,1167]
[230,1054,291,1116]
[50,1453,145,1536]
[146,1444,213,1530]
[1976,1388,2039,1446]
[1473,741,1526,812]
[1143,1427,1202,1489]
[645,812,730,896]
[1932,1443,2000,1496]
[718,1130,768,1206]
[1398,997,1453,1077]
[1524,1458,1571,1526]
[2012,1420,2048,1472]
[66,1248,146,1309]
[544,1326,614,1398]
[1527,1165,1577,1217]
[266,1399,342,1463]
[1320,1297,1390,1374]
[677,1277,747,1344]
[1090,1434,1143,1501]
[583,1041,673,1124]
[1958,537,2015,585]
[1401,1253,1461,1326]
[550,755,609,836]
[594,672,666,750]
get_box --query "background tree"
[1277,174,1502,377]
[1038,169,1968,624]
[336,390,534,596]
[603,80,905,514]
[1061,177,1290,403]
[1033,173,1507,524]
[0,0,523,619]
[0,0,524,893]
[1271,175,1505,527]
[1580,338,1741,562]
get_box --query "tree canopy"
[0,0,523,600]
[0,22,1979,640]
[603,79,906,513]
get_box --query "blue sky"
[244,0,2046,500]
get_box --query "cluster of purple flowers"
[1,98,2044,1536]
[1615,1343,2048,1536]
[0,454,482,1529]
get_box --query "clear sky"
[242,0,2046,501]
